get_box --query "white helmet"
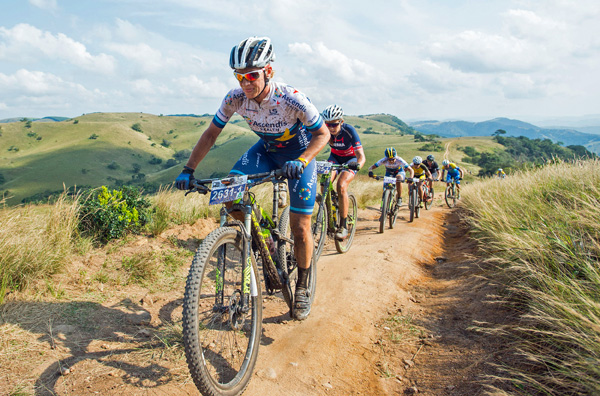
[412,156,422,165]
[322,104,344,122]
[442,159,449,166]
[498,168,503,171]
[229,36,275,69]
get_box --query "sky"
[1,0,599,122]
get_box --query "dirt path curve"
[242,196,449,395]
[2,190,509,396]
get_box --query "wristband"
[183,165,195,173]
[296,157,309,167]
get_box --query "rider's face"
[326,119,343,135]
[235,66,268,100]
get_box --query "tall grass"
[0,194,79,303]
[461,159,600,395]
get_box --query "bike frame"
[190,171,289,314]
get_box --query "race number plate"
[316,161,332,174]
[383,176,396,186]
[209,175,248,205]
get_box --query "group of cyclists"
[174,36,465,321]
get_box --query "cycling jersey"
[424,160,439,174]
[444,163,459,172]
[213,81,323,215]
[371,156,409,171]
[411,163,430,177]
[213,81,323,156]
[328,124,362,161]
[444,163,461,183]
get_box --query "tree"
[131,123,143,132]
[492,129,507,137]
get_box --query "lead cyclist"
[174,36,330,320]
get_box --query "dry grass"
[462,159,600,395]
[0,194,79,303]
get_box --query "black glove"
[175,166,194,190]
[348,162,360,171]
[282,160,305,179]
[368,171,374,178]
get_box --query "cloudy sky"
[1,0,599,122]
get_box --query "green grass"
[462,158,600,395]
[0,112,500,204]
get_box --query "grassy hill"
[0,112,497,204]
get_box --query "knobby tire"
[335,193,357,253]
[379,189,390,233]
[311,194,327,261]
[183,227,262,396]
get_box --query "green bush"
[78,186,151,243]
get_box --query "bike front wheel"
[424,186,433,210]
[279,206,317,314]
[183,226,262,396]
[445,184,456,208]
[335,193,357,253]
[408,185,416,222]
[379,189,390,233]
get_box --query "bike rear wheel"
[311,194,328,261]
[335,193,357,253]
[379,189,390,233]
[183,227,262,396]
[278,206,317,314]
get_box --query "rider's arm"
[185,121,224,170]
[299,123,330,163]
[406,165,414,178]
[354,147,366,169]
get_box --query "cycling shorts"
[385,168,406,182]
[230,141,317,215]
[328,153,358,175]
[446,170,460,184]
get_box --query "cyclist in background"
[322,104,365,240]
[174,36,330,320]
[424,154,439,193]
[496,168,506,178]
[368,147,414,207]
[409,156,432,208]
[441,159,464,195]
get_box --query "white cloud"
[28,0,57,10]
[287,42,377,86]
[0,24,116,74]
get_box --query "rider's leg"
[290,212,313,320]
[335,171,354,239]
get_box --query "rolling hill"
[410,117,600,151]
[2,112,465,205]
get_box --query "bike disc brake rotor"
[228,290,246,330]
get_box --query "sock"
[340,217,347,228]
[297,266,309,289]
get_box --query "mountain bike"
[407,178,425,222]
[182,169,316,396]
[421,179,433,210]
[370,174,400,233]
[444,178,461,208]
[311,161,358,260]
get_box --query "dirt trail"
[1,190,509,395]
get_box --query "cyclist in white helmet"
[322,104,365,240]
[409,156,432,208]
[175,36,330,320]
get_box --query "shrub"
[107,161,120,170]
[149,156,162,165]
[78,186,151,243]
[131,123,143,132]
[89,133,99,139]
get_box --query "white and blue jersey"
[212,81,324,215]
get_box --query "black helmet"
[385,147,396,159]
[427,154,434,161]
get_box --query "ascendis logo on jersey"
[269,108,278,115]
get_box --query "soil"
[0,190,512,396]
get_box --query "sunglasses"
[233,68,264,82]
[326,122,341,128]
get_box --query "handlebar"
[186,169,286,196]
